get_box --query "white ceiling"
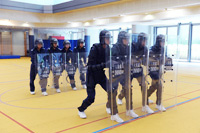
[9,0,72,5]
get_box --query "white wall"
[12,31,25,56]
[86,28,101,48]
[132,25,152,34]
[36,29,84,40]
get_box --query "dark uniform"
[61,40,76,89]
[118,33,148,107]
[73,39,87,86]
[48,38,62,90]
[110,31,131,114]
[78,30,111,112]
[147,35,165,105]
[30,39,46,92]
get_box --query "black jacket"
[48,47,61,53]
[87,43,109,72]
[61,48,74,64]
[73,46,87,64]
[149,44,164,80]
[30,47,46,66]
[131,42,148,78]
[112,43,130,58]
[111,43,130,87]
[48,47,62,67]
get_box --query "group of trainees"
[29,38,87,96]
[78,30,168,123]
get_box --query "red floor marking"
[56,88,200,133]
[100,96,200,132]
[0,111,34,133]
[56,105,142,133]
[178,89,200,97]
[55,98,174,133]
[179,96,191,100]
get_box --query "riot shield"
[106,33,133,123]
[50,52,64,94]
[162,35,178,111]
[62,52,77,91]
[76,52,88,90]
[36,53,51,95]
[130,33,152,117]
[147,34,177,112]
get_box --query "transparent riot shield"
[148,34,177,112]
[50,52,64,94]
[130,33,151,117]
[106,37,132,123]
[36,53,51,95]
[162,35,178,111]
[62,52,77,91]
[76,52,88,90]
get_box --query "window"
[179,25,189,60]
[156,25,190,61]
[157,27,167,35]
[191,25,200,61]
[108,30,120,44]
[167,27,178,57]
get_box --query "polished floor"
[0,57,199,133]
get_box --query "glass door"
[191,25,200,62]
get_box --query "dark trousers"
[147,79,162,105]
[68,75,76,88]
[78,71,114,113]
[75,67,86,85]
[30,64,37,92]
[118,76,147,107]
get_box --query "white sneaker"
[78,111,87,119]
[82,85,87,89]
[83,85,87,89]
[117,98,123,105]
[148,99,154,104]
[142,105,154,114]
[42,92,48,96]
[111,114,124,123]
[30,91,35,95]
[73,87,77,91]
[56,89,61,93]
[156,105,166,111]
[126,110,139,118]
[106,108,111,114]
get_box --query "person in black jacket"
[148,34,166,111]
[48,38,62,93]
[62,40,77,91]
[109,31,138,121]
[30,39,48,96]
[117,33,154,114]
[78,30,115,121]
[73,39,87,89]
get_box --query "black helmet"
[35,39,43,47]
[99,30,111,45]
[77,39,84,47]
[151,34,165,53]
[50,38,59,47]
[156,34,165,46]
[63,40,71,47]
[137,32,147,44]
[117,31,130,45]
